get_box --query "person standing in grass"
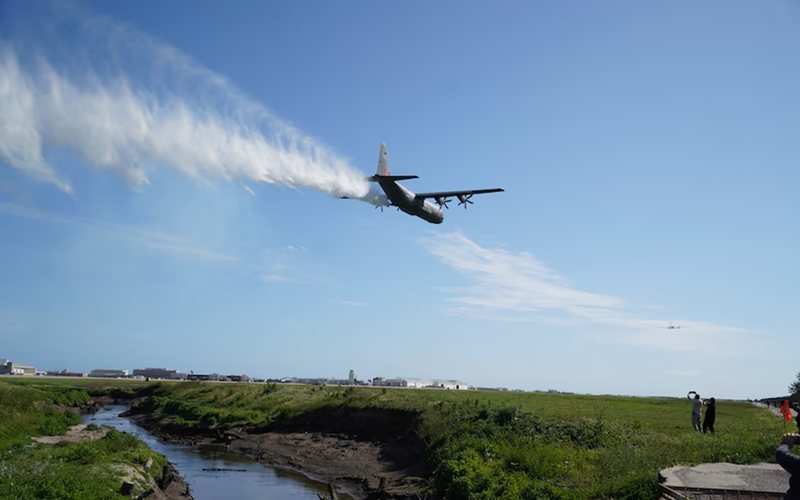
[776,412,800,499]
[687,391,702,432]
[702,397,716,433]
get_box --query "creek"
[84,405,335,499]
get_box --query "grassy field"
[0,379,168,500]
[1,377,787,499]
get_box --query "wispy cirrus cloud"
[1,201,332,286]
[339,300,369,308]
[258,245,316,284]
[260,273,301,284]
[422,232,747,351]
[0,201,235,263]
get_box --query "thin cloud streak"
[339,300,369,307]
[260,274,302,284]
[0,201,236,263]
[422,232,747,351]
[1,201,330,285]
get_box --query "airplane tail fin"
[376,143,390,176]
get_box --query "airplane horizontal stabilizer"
[368,174,419,182]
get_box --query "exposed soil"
[31,423,109,445]
[125,406,430,499]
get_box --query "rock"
[316,482,338,500]
[158,464,175,490]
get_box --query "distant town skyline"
[2,354,479,391]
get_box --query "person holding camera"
[776,412,800,499]
[687,391,702,432]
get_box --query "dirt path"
[32,424,109,444]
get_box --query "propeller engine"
[435,196,452,209]
[457,194,474,209]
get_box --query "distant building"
[89,369,129,378]
[46,369,88,378]
[430,380,469,390]
[0,360,35,376]
[293,377,329,386]
[372,377,408,388]
[226,375,251,383]
[132,367,181,380]
[348,369,355,385]
[186,373,231,382]
[373,377,470,390]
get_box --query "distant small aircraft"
[342,143,504,224]
[665,322,683,330]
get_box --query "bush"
[494,406,519,426]
[100,429,141,452]
[37,409,81,436]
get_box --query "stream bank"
[122,404,430,499]
[88,405,338,499]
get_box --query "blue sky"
[1,1,798,398]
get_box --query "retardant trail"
[0,34,368,198]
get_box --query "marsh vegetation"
[0,378,785,499]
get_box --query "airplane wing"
[414,188,504,208]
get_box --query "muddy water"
[85,405,334,499]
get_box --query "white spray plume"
[0,42,369,198]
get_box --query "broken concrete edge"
[660,462,789,495]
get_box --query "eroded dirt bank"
[123,405,430,499]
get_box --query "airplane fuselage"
[340,143,502,224]
[377,179,444,224]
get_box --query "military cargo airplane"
[342,143,504,224]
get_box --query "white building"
[374,377,470,390]
[0,360,35,376]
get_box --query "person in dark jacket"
[702,397,716,433]
[776,412,800,499]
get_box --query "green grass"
[0,381,86,448]
[0,429,169,499]
[0,379,169,500]
[2,378,786,498]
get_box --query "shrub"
[37,409,81,436]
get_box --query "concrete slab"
[660,462,789,499]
